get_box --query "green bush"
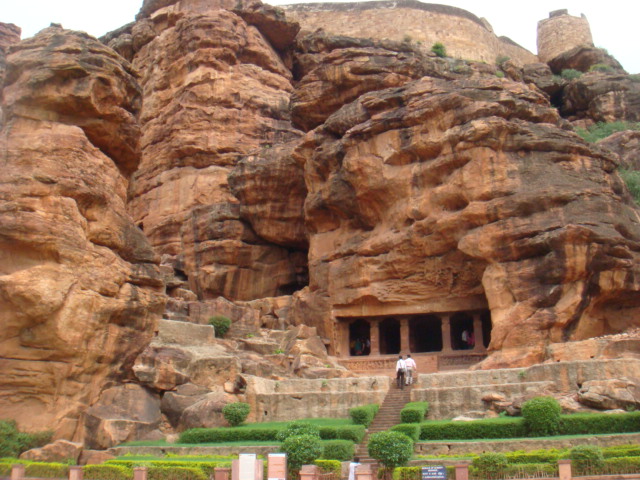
[367,431,414,469]
[314,460,341,476]
[390,424,420,441]
[0,420,52,458]
[83,465,133,480]
[620,169,640,205]
[521,397,562,437]
[393,466,455,480]
[222,403,251,427]
[576,121,640,143]
[282,435,323,473]
[420,417,526,440]
[503,463,558,478]
[496,55,510,66]
[561,69,582,80]
[319,425,365,443]
[148,466,208,480]
[604,456,640,474]
[178,427,280,443]
[431,42,447,58]
[349,404,379,427]
[107,461,221,477]
[25,462,70,478]
[569,445,605,474]
[321,440,354,461]
[505,449,562,464]
[558,411,640,435]
[208,315,231,338]
[400,402,429,423]
[603,445,640,458]
[472,452,508,479]
[589,63,612,72]
[276,422,321,442]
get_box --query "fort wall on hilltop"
[282,0,538,66]
[537,9,593,63]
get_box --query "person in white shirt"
[405,354,417,385]
[348,457,360,480]
[396,355,406,389]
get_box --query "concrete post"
[299,464,319,480]
[454,464,469,480]
[69,466,83,480]
[355,464,374,480]
[11,464,25,480]
[134,467,148,480]
[214,467,231,480]
[441,315,452,352]
[558,459,572,480]
[400,317,410,354]
[370,319,381,356]
[472,313,485,352]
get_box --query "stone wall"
[537,9,593,63]
[283,0,537,66]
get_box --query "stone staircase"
[354,383,413,465]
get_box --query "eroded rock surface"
[0,27,165,438]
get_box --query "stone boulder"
[522,62,565,100]
[79,450,116,465]
[578,378,640,410]
[0,26,165,439]
[84,384,162,449]
[597,131,640,170]
[548,46,625,75]
[0,22,20,84]
[19,440,83,463]
[296,75,640,366]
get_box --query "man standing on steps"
[348,457,360,480]
[405,354,417,385]
[396,355,406,389]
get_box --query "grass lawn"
[119,440,280,447]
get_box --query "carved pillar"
[69,467,83,480]
[370,319,381,356]
[454,464,470,480]
[11,465,24,480]
[400,317,410,354]
[340,320,350,358]
[558,460,572,480]
[134,467,148,480]
[472,313,485,352]
[441,315,452,352]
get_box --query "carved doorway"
[450,312,474,350]
[349,319,370,356]
[409,315,443,352]
[379,318,400,354]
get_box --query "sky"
[1,0,638,73]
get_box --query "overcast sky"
[2,1,638,73]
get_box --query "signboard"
[239,454,257,480]
[421,466,447,480]
[268,453,287,480]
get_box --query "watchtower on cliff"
[537,9,594,62]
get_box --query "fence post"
[355,464,374,480]
[69,466,83,480]
[134,466,148,480]
[11,464,25,480]
[558,459,572,480]
[454,463,469,480]
[214,467,231,480]
[300,464,320,480]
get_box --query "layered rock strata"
[0,27,165,438]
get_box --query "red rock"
[548,46,625,74]
[19,440,83,463]
[597,130,640,170]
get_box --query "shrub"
[321,440,354,461]
[400,402,429,423]
[420,417,526,440]
[0,419,52,458]
[282,435,323,473]
[208,315,231,338]
[576,121,640,143]
[349,404,379,427]
[314,460,341,476]
[431,42,446,58]
[496,55,510,66]
[472,452,508,479]
[521,397,562,436]
[222,403,250,427]
[178,426,280,443]
[25,462,70,478]
[390,424,420,441]
[603,445,640,458]
[561,69,582,80]
[620,169,640,204]
[367,431,414,469]
[496,71,505,78]
[604,456,640,474]
[630,74,640,83]
[276,422,321,442]
[393,466,455,480]
[505,449,562,464]
[83,465,133,480]
[558,411,640,435]
[589,63,612,72]
[148,466,208,480]
[504,463,558,477]
[569,445,605,474]
[319,425,366,443]
[105,461,221,477]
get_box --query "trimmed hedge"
[25,462,70,478]
[368,431,414,469]
[83,465,132,480]
[106,460,224,476]
[605,456,640,474]
[223,403,250,427]
[393,466,456,480]
[349,404,380,427]
[604,445,640,458]
[505,449,563,464]
[390,424,420,441]
[321,440,354,461]
[276,422,320,442]
[420,417,527,440]
[314,460,341,476]
[178,425,365,444]
[320,426,366,443]
[148,466,208,480]
[559,412,640,435]
[522,397,562,437]
[400,402,429,424]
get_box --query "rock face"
[0,27,165,439]
[127,2,306,301]
[295,74,640,365]
[0,22,20,84]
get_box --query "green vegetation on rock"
[576,121,640,143]
[431,42,446,58]
[0,419,52,458]
[208,315,231,338]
